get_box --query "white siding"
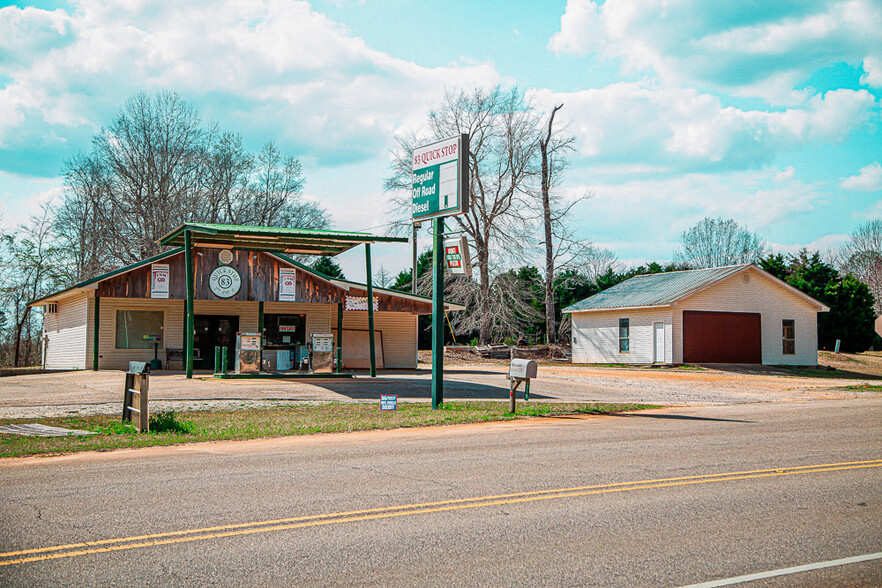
[673,268,819,366]
[571,308,673,364]
[43,293,90,370]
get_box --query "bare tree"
[537,103,576,344]
[386,87,541,344]
[675,217,767,268]
[838,219,882,314]
[0,205,62,367]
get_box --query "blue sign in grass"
[380,395,398,411]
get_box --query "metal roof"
[563,265,751,312]
[157,223,408,256]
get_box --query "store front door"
[193,315,239,371]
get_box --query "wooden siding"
[97,298,184,370]
[571,308,673,364]
[338,311,418,369]
[96,248,345,303]
[263,302,333,337]
[43,292,89,370]
[345,287,432,314]
[673,268,819,366]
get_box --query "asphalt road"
[1,398,880,586]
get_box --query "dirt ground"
[0,349,879,419]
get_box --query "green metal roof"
[563,265,751,312]
[157,223,408,256]
[29,248,184,306]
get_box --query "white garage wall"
[43,293,89,370]
[673,268,819,366]
[571,308,673,364]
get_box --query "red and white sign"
[345,296,379,311]
[151,264,170,298]
[443,236,471,276]
[279,268,296,301]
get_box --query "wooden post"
[365,243,376,378]
[92,296,100,371]
[184,229,195,379]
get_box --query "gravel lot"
[0,358,879,419]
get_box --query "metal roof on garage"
[562,264,828,313]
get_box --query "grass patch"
[844,384,882,391]
[0,401,657,458]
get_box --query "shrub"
[149,410,194,434]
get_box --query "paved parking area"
[0,363,878,418]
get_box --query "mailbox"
[509,358,537,380]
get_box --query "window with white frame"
[115,310,164,349]
[618,318,630,353]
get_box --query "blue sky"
[0,0,880,281]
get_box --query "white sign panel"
[239,333,261,351]
[311,334,334,353]
[443,236,471,276]
[151,264,170,298]
[412,134,469,222]
[208,266,241,298]
[345,296,379,311]
[279,268,297,302]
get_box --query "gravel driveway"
[0,363,878,419]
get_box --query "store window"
[782,319,795,355]
[115,310,163,349]
[619,318,630,353]
[264,314,306,347]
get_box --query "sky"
[0,0,880,282]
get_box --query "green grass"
[844,384,882,391]
[0,401,657,458]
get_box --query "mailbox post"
[508,358,537,414]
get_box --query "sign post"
[412,134,469,409]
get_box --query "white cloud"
[0,1,501,168]
[531,85,876,176]
[862,56,882,87]
[841,161,882,191]
[548,0,882,103]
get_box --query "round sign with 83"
[209,266,241,298]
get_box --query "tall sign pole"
[412,134,469,409]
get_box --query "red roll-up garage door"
[683,311,762,363]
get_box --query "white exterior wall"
[571,307,673,364]
[672,268,819,366]
[43,292,90,370]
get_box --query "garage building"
[31,223,459,373]
[563,264,829,366]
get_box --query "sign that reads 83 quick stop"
[412,134,469,222]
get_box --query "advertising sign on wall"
[411,134,469,222]
[208,266,241,298]
[150,264,170,298]
[345,296,379,311]
[279,268,297,301]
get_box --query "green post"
[214,346,221,375]
[431,217,445,409]
[221,346,228,374]
[365,243,376,377]
[258,301,264,372]
[336,302,344,374]
[92,296,100,371]
[184,229,195,378]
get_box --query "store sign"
[411,134,469,222]
[279,267,296,301]
[345,296,379,311]
[443,236,471,276]
[208,266,241,298]
[151,264,170,298]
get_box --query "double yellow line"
[2,459,880,567]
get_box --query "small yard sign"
[380,395,398,411]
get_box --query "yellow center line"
[2,459,879,567]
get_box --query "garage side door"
[683,311,761,363]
